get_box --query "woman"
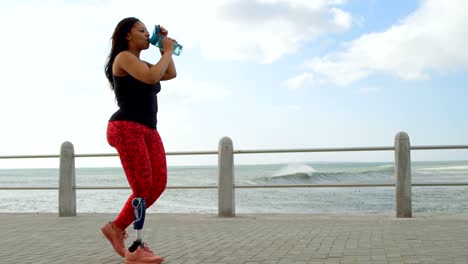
[101,17,177,264]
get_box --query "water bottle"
[149,25,183,56]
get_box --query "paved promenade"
[0,213,467,264]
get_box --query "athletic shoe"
[125,242,164,264]
[101,221,128,257]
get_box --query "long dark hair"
[105,17,140,90]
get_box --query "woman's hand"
[158,25,168,37]
[162,37,176,54]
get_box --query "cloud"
[57,0,352,65]
[286,73,315,89]
[208,0,352,63]
[330,7,352,30]
[95,0,352,64]
[290,0,468,87]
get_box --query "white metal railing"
[1,132,468,218]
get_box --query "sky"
[0,0,467,168]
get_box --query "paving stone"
[0,213,467,263]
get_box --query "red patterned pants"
[107,121,167,231]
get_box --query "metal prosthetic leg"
[132,197,146,241]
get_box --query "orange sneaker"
[101,222,128,257]
[125,242,164,264]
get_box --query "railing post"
[218,137,235,217]
[59,141,76,217]
[394,132,412,218]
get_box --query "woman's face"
[127,21,150,50]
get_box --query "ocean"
[1,161,467,214]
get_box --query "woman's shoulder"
[113,51,141,76]
[115,50,136,61]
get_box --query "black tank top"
[109,74,161,129]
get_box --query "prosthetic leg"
[128,197,146,252]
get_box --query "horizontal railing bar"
[74,150,219,158]
[235,145,468,154]
[236,183,468,188]
[411,182,468,186]
[0,187,59,190]
[0,186,218,190]
[75,186,217,190]
[0,154,60,159]
[2,145,467,160]
[411,145,468,150]
[3,182,468,191]
[235,147,394,154]
[159,150,220,155]
[73,153,117,158]
[236,184,396,188]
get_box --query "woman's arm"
[143,55,176,81]
[154,25,177,80]
[113,37,176,84]
[114,51,173,84]
[158,49,177,80]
